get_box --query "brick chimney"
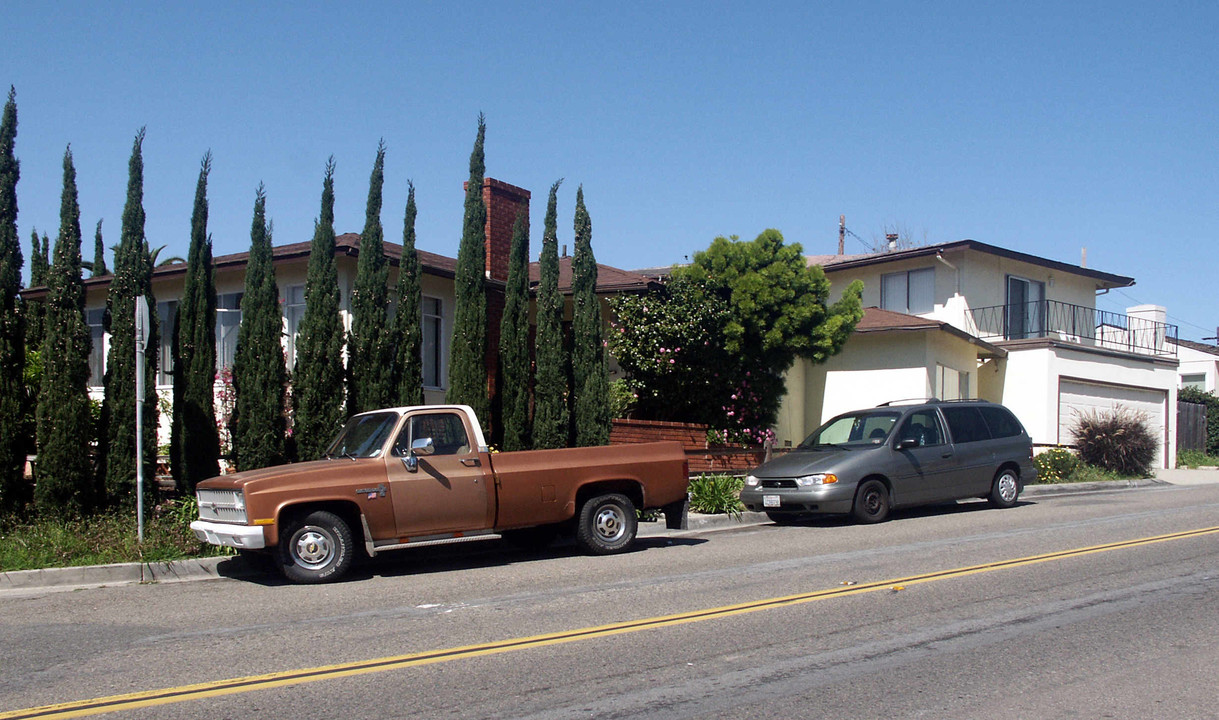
[460,178,530,436]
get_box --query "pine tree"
[231,185,286,470]
[0,86,26,512]
[391,181,424,407]
[100,129,158,509]
[34,147,93,514]
[570,186,610,446]
[171,152,219,492]
[348,142,391,415]
[25,229,47,352]
[498,211,531,451]
[532,180,569,450]
[291,159,346,461]
[447,115,489,420]
[91,219,108,277]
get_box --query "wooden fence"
[1178,400,1207,452]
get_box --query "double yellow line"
[6,525,1218,720]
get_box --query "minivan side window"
[941,406,991,444]
[979,406,1024,439]
[896,410,945,447]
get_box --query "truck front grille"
[197,489,247,524]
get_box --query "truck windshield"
[798,411,901,449]
[325,412,400,459]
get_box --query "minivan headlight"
[795,473,838,487]
[745,475,760,487]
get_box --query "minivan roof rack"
[876,398,993,407]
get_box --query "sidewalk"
[5,469,1218,596]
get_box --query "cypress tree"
[348,141,391,415]
[0,86,26,512]
[25,229,47,352]
[231,185,286,470]
[532,180,569,449]
[391,181,423,406]
[91,219,108,277]
[100,129,158,509]
[498,210,531,451]
[34,147,93,514]
[570,186,610,446]
[291,159,345,461]
[171,152,219,492]
[447,114,489,421]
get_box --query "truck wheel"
[277,510,354,584]
[575,493,637,555]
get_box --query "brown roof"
[528,256,659,295]
[853,307,1007,359]
[807,240,1135,289]
[1172,337,1219,356]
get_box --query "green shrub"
[688,473,744,517]
[1032,448,1079,483]
[1071,406,1157,477]
[1177,448,1219,468]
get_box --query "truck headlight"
[795,473,838,487]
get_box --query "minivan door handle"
[941,451,954,459]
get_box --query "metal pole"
[135,296,148,544]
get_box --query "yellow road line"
[5,525,1218,720]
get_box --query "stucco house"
[777,239,1180,468]
[1172,338,1219,393]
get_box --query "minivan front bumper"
[740,482,857,515]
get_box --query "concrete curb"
[0,554,259,595]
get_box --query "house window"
[1005,276,1045,339]
[87,309,105,387]
[216,292,243,371]
[423,296,443,388]
[284,284,305,371]
[158,300,177,386]
[880,267,934,314]
[936,364,971,400]
[1181,373,1206,391]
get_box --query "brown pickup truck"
[191,405,690,583]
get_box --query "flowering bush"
[1032,447,1078,483]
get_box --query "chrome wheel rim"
[594,504,626,542]
[293,528,333,568]
[998,473,1018,503]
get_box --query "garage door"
[1058,379,1167,469]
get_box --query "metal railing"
[967,300,1177,358]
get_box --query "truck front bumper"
[190,520,267,550]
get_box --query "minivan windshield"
[798,411,901,449]
[324,411,401,459]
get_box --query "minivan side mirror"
[403,437,435,471]
[897,437,919,450]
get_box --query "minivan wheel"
[988,468,1021,509]
[852,480,890,524]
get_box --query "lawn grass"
[0,497,231,572]
[1177,449,1219,468]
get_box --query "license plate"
[763,494,781,508]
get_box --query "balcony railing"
[967,300,1178,358]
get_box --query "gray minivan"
[740,399,1037,523]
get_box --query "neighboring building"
[1172,338,1219,393]
[780,239,1180,468]
[22,178,657,443]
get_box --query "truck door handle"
[461,458,481,467]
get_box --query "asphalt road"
[4,482,1219,719]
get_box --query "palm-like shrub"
[1071,406,1156,477]
[688,473,744,517]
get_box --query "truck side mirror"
[403,437,435,472]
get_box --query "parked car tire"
[852,479,891,524]
[277,510,354,584]
[575,493,637,555]
[988,467,1021,509]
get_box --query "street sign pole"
[135,296,149,544]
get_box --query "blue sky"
[4,2,1216,340]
